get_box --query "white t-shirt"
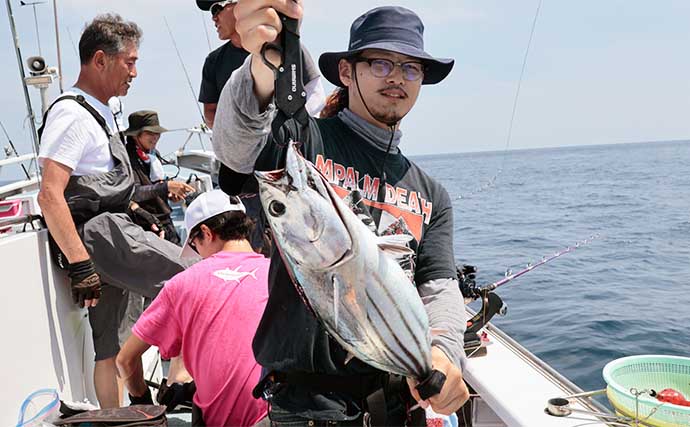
[39,88,117,176]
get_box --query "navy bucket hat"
[319,6,454,87]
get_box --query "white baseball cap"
[180,189,246,258]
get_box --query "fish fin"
[376,234,414,258]
[344,352,356,365]
[254,169,285,183]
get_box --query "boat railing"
[0,153,35,168]
[0,156,40,200]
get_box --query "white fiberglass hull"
[0,229,96,423]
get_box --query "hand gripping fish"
[255,142,446,400]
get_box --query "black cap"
[195,0,237,11]
[318,6,454,87]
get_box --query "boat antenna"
[163,16,205,123]
[19,0,45,56]
[51,0,64,93]
[0,120,31,179]
[5,0,42,170]
[458,0,543,200]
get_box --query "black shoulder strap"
[38,94,112,140]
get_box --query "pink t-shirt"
[133,251,269,427]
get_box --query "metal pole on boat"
[52,0,63,93]
[0,121,31,179]
[5,0,42,161]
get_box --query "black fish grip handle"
[416,369,447,400]
[261,14,309,143]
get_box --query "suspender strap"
[38,94,112,140]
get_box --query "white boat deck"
[465,319,610,426]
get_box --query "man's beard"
[370,104,405,127]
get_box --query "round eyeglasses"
[355,58,425,82]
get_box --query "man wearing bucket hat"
[118,190,270,426]
[124,110,194,244]
[213,3,469,425]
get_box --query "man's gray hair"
[79,13,142,65]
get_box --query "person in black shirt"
[195,0,325,128]
[213,3,470,426]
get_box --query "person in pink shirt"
[117,190,269,426]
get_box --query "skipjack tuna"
[255,142,433,380]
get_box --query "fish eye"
[268,201,286,217]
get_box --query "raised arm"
[212,0,303,173]
[234,0,303,108]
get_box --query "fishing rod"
[66,26,78,57]
[0,120,31,179]
[163,16,206,125]
[199,11,212,52]
[483,234,599,294]
[458,0,543,200]
[461,235,600,337]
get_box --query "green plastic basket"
[603,355,690,427]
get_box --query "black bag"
[54,405,167,426]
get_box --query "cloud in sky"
[1,0,689,179]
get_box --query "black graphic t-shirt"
[251,115,456,418]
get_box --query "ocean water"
[413,140,690,393]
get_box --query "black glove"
[129,388,154,405]
[67,259,102,308]
[157,380,196,412]
[129,205,163,232]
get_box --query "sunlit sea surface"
[413,140,690,393]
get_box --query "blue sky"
[2,0,689,173]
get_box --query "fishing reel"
[458,264,480,301]
[457,265,507,356]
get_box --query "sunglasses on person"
[355,57,425,82]
[186,195,243,254]
[210,0,238,17]
[187,228,202,254]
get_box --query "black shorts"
[87,284,129,361]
